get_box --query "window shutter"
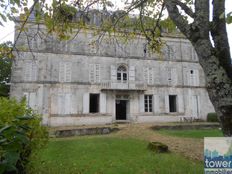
[111,65,117,81]
[95,64,100,83]
[100,93,106,113]
[59,62,65,82]
[65,63,72,82]
[178,95,184,113]
[148,67,154,85]
[195,69,199,86]
[139,94,144,113]
[58,94,64,114]
[183,68,189,86]
[29,92,37,109]
[89,64,95,83]
[143,67,148,84]
[83,93,89,114]
[153,95,159,113]
[23,92,29,106]
[24,62,31,81]
[65,93,71,114]
[171,68,177,86]
[129,66,135,81]
[165,95,169,113]
[31,63,37,81]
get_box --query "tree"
[0,42,13,97]
[0,0,232,135]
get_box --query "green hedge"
[207,113,219,122]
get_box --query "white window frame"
[144,95,153,112]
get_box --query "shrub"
[207,113,219,122]
[0,98,48,174]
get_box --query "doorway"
[116,100,127,120]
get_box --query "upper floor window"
[89,64,100,83]
[59,62,72,82]
[24,61,37,81]
[117,65,127,82]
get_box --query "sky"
[0,0,232,55]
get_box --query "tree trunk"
[193,39,232,136]
[164,0,232,136]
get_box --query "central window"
[117,65,127,82]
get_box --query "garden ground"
[29,123,222,174]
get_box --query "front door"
[116,100,127,120]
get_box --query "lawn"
[157,129,223,139]
[29,137,203,174]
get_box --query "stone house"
[10,12,215,126]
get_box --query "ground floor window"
[90,94,99,113]
[144,95,153,112]
[169,95,177,112]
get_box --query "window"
[144,95,153,112]
[144,67,153,85]
[89,94,99,113]
[189,69,199,86]
[89,64,100,83]
[24,61,37,81]
[169,95,177,112]
[59,62,72,82]
[167,67,177,86]
[57,93,72,114]
[117,65,127,82]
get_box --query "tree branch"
[172,0,195,18]
[164,0,192,39]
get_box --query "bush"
[0,98,48,174]
[207,113,219,122]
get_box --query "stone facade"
[10,21,215,127]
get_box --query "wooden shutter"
[194,69,199,86]
[171,68,177,86]
[139,94,144,113]
[165,95,169,113]
[148,67,154,85]
[111,65,117,81]
[83,93,89,114]
[29,92,37,109]
[95,64,100,83]
[89,64,95,83]
[65,93,71,114]
[143,67,148,84]
[129,66,135,81]
[58,94,64,114]
[59,62,65,82]
[153,95,160,113]
[100,93,106,113]
[24,62,32,81]
[31,63,37,81]
[65,62,72,82]
[178,95,184,113]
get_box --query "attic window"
[190,70,194,74]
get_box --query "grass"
[29,137,203,174]
[157,129,223,139]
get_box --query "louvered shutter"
[65,63,72,82]
[95,64,100,83]
[83,93,89,114]
[165,95,169,113]
[178,95,184,113]
[89,64,95,83]
[59,62,65,82]
[129,66,135,81]
[139,94,144,113]
[111,65,117,81]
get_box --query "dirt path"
[111,123,203,161]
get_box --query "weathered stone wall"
[10,22,215,126]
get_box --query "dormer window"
[117,65,127,82]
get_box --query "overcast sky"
[0,0,232,55]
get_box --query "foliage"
[0,42,13,97]
[207,113,219,122]
[0,98,48,174]
[158,129,223,139]
[29,137,203,174]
